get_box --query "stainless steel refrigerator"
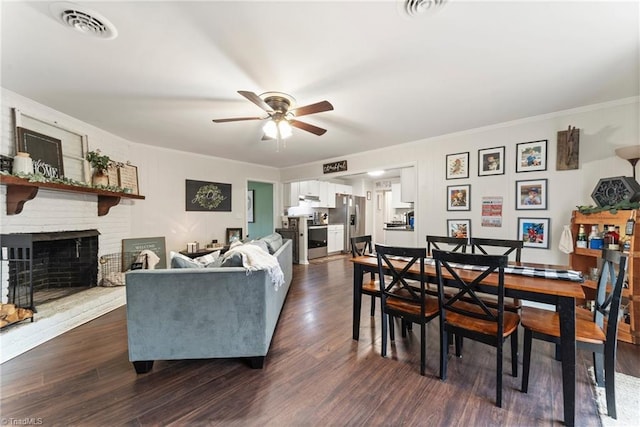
[329,194,366,253]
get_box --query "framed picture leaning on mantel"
[118,164,139,195]
[16,127,65,179]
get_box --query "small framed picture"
[446,152,469,179]
[226,227,243,245]
[447,184,471,211]
[517,217,550,249]
[447,219,471,238]
[247,190,255,223]
[516,140,547,173]
[478,146,505,176]
[516,178,547,210]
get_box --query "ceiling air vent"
[403,0,448,16]
[49,2,118,40]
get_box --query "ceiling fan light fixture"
[278,120,292,139]
[263,120,278,139]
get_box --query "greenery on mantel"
[576,200,640,214]
[0,170,130,194]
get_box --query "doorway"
[247,181,274,240]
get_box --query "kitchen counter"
[383,226,414,231]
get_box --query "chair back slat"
[426,235,468,257]
[593,250,628,344]
[350,235,372,257]
[375,244,427,306]
[470,237,523,262]
[432,250,508,324]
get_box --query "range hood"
[299,195,320,201]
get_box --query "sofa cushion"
[260,233,283,255]
[170,251,203,269]
[246,239,269,254]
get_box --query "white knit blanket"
[223,244,285,291]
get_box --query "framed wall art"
[517,217,550,249]
[516,140,547,173]
[185,179,232,212]
[226,227,243,245]
[118,164,139,194]
[478,146,505,176]
[516,178,547,210]
[16,127,64,179]
[447,219,471,238]
[247,190,255,223]
[446,152,469,180]
[447,184,471,211]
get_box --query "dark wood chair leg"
[370,296,376,316]
[440,323,448,381]
[420,322,426,376]
[496,340,503,408]
[604,345,617,419]
[248,356,265,369]
[593,351,605,387]
[133,360,154,374]
[521,328,532,393]
[454,334,462,358]
[381,313,388,357]
[511,329,518,377]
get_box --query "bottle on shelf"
[625,214,635,235]
[604,225,620,250]
[576,224,588,249]
[589,225,603,249]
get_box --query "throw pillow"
[221,252,243,267]
[194,250,221,266]
[260,233,283,255]
[170,251,203,269]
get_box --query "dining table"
[351,254,585,426]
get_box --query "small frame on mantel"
[118,164,139,195]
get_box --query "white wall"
[281,97,639,265]
[1,88,280,262]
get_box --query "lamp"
[263,118,293,140]
[615,145,640,180]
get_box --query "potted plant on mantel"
[86,150,112,187]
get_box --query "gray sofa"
[125,238,293,373]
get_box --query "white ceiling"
[2,1,638,169]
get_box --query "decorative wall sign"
[556,126,579,170]
[107,167,119,187]
[323,160,348,174]
[516,140,547,173]
[447,219,471,238]
[118,164,139,194]
[446,152,469,179]
[447,184,471,211]
[186,179,232,212]
[121,236,167,270]
[478,146,505,176]
[16,127,64,178]
[248,190,255,223]
[516,178,548,210]
[481,196,503,227]
[517,217,550,249]
[591,176,640,207]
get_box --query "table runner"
[369,254,584,283]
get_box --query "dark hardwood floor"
[1,255,638,426]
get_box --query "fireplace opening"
[1,230,99,313]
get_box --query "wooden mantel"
[0,175,145,216]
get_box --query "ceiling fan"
[212,91,334,139]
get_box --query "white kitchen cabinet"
[400,167,416,203]
[328,224,345,253]
[299,180,320,197]
[335,183,352,195]
[319,181,337,208]
[391,183,411,208]
[283,182,300,207]
[384,229,416,247]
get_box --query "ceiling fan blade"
[212,116,263,123]
[290,100,333,117]
[290,119,327,136]
[238,90,273,112]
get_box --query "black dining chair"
[432,249,519,408]
[426,235,468,256]
[350,235,378,317]
[470,237,524,313]
[520,249,628,419]
[375,244,440,376]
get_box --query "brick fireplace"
[1,230,100,311]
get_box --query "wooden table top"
[351,255,585,299]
